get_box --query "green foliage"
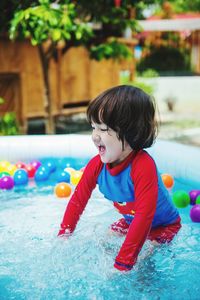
[134,69,158,95]
[131,81,155,95]
[0,97,5,105]
[9,1,93,46]
[0,97,19,135]
[170,0,200,12]
[137,46,191,75]
[0,112,19,136]
[90,40,132,61]
[139,69,159,78]
[9,0,141,61]
[120,69,156,95]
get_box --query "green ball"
[172,190,190,208]
[0,171,10,179]
[196,195,200,205]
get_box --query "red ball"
[25,164,36,178]
[15,162,26,169]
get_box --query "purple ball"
[30,160,42,170]
[0,176,14,190]
[189,190,200,205]
[190,205,200,223]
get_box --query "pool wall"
[0,134,200,185]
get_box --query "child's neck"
[110,148,133,168]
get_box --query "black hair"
[87,85,158,151]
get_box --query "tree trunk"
[38,44,55,134]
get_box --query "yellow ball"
[54,182,72,198]
[6,164,17,176]
[70,171,83,185]
[0,161,11,173]
[64,167,75,175]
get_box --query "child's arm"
[114,154,158,271]
[58,155,103,236]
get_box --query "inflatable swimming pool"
[0,135,200,300]
[1,134,200,186]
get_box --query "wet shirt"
[59,150,179,270]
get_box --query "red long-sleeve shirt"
[58,150,158,271]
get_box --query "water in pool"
[0,158,200,300]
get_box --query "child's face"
[91,122,132,166]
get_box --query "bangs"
[87,92,114,125]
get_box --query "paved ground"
[46,109,200,149]
[158,111,200,148]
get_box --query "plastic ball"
[34,166,49,182]
[30,160,41,170]
[25,164,36,178]
[189,190,200,205]
[54,182,72,198]
[6,164,17,176]
[57,158,73,169]
[15,162,26,169]
[13,169,29,186]
[43,160,57,173]
[172,190,190,208]
[55,170,70,183]
[64,167,75,175]
[190,205,200,223]
[0,176,14,190]
[0,171,10,179]
[70,171,83,185]
[161,174,174,189]
[196,195,200,204]
[0,161,11,172]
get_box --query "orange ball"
[54,182,72,198]
[161,173,174,189]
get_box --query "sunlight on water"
[0,180,200,300]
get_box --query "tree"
[9,0,93,133]
[9,0,199,133]
[9,0,142,133]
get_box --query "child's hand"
[114,262,132,272]
[57,228,71,238]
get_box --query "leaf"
[63,31,71,40]
[0,97,5,104]
[75,31,82,40]
[31,38,38,46]
[51,29,61,41]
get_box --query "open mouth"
[98,145,106,155]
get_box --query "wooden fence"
[0,38,135,133]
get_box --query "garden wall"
[141,76,200,115]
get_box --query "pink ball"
[190,205,200,223]
[0,176,14,190]
[189,190,200,205]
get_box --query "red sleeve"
[114,152,158,271]
[58,155,103,235]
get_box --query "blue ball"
[13,169,28,186]
[43,159,57,173]
[34,166,49,182]
[55,170,70,183]
[57,158,73,169]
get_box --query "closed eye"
[91,124,108,132]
